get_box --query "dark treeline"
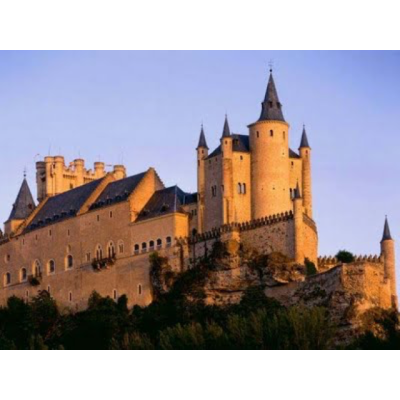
[0,252,398,350]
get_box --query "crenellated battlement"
[318,254,382,267]
[190,210,294,244]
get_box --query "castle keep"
[0,71,397,310]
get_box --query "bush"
[305,258,317,276]
[335,250,355,263]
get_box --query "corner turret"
[196,125,209,233]
[380,216,397,308]
[4,176,36,235]
[299,125,313,217]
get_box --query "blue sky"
[0,51,400,260]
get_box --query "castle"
[0,70,397,311]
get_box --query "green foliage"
[349,309,400,350]
[335,250,355,263]
[305,258,317,276]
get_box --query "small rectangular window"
[109,211,113,218]
[49,229,52,237]
[97,215,100,222]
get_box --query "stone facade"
[0,69,396,313]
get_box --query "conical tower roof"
[221,115,231,138]
[381,216,393,241]
[197,125,209,149]
[299,125,310,148]
[259,70,285,122]
[8,178,36,221]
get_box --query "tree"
[335,250,355,263]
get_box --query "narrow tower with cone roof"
[380,216,397,308]
[299,125,313,217]
[196,124,209,233]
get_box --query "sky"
[0,51,400,261]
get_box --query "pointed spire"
[222,115,231,138]
[299,125,310,148]
[382,216,393,241]
[293,181,302,199]
[7,178,36,221]
[197,124,209,149]
[259,69,285,122]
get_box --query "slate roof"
[382,217,393,241]
[300,125,310,148]
[90,172,146,210]
[136,186,189,222]
[8,179,36,221]
[183,192,198,205]
[207,134,250,159]
[259,71,286,122]
[197,125,209,149]
[289,149,301,159]
[26,179,104,232]
[222,116,231,138]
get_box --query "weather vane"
[268,59,274,72]
[23,167,27,179]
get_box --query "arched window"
[242,183,247,194]
[237,183,242,194]
[118,241,124,254]
[149,240,155,251]
[107,242,115,258]
[141,242,147,253]
[166,236,172,248]
[134,244,140,255]
[33,260,41,277]
[4,272,11,287]
[20,268,27,282]
[96,245,103,260]
[256,131,259,138]
[67,255,73,269]
[138,284,142,295]
[48,260,55,275]
[156,239,162,250]
[113,289,117,300]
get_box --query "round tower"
[380,216,398,308]
[220,116,234,225]
[94,162,105,178]
[293,182,304,263]
[53,156,65,195]
[196,124,208,233]
[299,125,313,218]
[249,70,291,219]
[113,165,126,180]
[73,159,85,186]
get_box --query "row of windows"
[2,256,74,287]
[133,237,172,255]
[211,183,248,197]
[256,130,286,139]
[2,237,173,287]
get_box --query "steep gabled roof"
[26,178,104,232]
[136,186,188,222]
[90,172,146,210]
[7,178,36,221]
[259,71,285,122]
